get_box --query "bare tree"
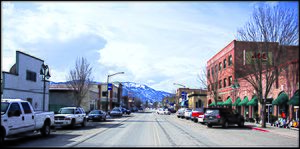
[198,61,220,106]
[67,57,93,107]
[236,4,298,128]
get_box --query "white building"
[2,51,50,111]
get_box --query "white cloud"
[2,2,267,93]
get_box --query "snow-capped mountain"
[121,82,174,103]
[50,81,174,103]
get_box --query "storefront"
[288,90,299,121]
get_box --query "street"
[3,112,299,147]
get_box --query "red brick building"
[207,40,299,122]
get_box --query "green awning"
[247,96,258,106]
[272,99,279,105]
[223,98,232,106]
[209,102,216,106]
[217,101,224,106]
[288,90,299,106]
[232,97,241,106]
[238,96,249,106]
[275,92,289,105]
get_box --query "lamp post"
[106,72,124,112]
[40,63,51,111]
[231,79,240,110]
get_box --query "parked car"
[157,108,165,115]
[121,108,131,115]
[168,108,176,113]
[164,109,171,115]
[197,114,206,124]
[1,99,55,143]
[184,108,192,120]
[110,107,123,117]
[54,107,87,128]
[204,107,245,128]
[87,110,107,122]
[176,108,186,118]
[191,108,206,122]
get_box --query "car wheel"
[194,119,198,123]
[238,120,244,127]
[40,122,51,137]
[207,124,212,128]
[70,119,76,129]
[1,129,5,144]
[223,121,229,128]
[81,118,86,127]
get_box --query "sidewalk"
[245,122,299,138]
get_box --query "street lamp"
[106,72,124,112]
[231,79,240,110]
[40,63,51,111]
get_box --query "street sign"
[108,83,112,90]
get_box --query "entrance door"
[265,104,272,123]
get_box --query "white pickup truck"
[1,99,55,143]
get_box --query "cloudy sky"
[1,1,298,93]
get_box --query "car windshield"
[90,110,100,114]
[205,109,219,115]
[113,109,120,111]
[59,108,75,114]
[1,102,9,115]
[186,109,192,112]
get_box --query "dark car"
[204,107,244,128]
[87,110,107,122]
[121,108,131,115]
[110,107,123,117]
[168,108,176,113]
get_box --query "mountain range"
[50,81,174,103]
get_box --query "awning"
[232,97,241,106]
[272,99,279,105]
[217,101,224,106]
[247,96,258,106]
[223,98,232,106]
[209,102,216,106]
[238,96,249,106]
[274,92,289,105]
[288,90,299,106]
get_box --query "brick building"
[207,40,299,121]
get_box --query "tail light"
[216,114,221,119]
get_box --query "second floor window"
[26,70,36,82]
[224,78,227,87]
[229,76,232,86]
[229,55,232,66]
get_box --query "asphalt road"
[3,112,299,147]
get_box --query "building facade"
[2,51,50,111]
[49,82,98,113]
[207,40,299,121]
[187,90,207,109]
[98,83,123,111]
[175,88,207,110]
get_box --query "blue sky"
[1,1,298,93]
